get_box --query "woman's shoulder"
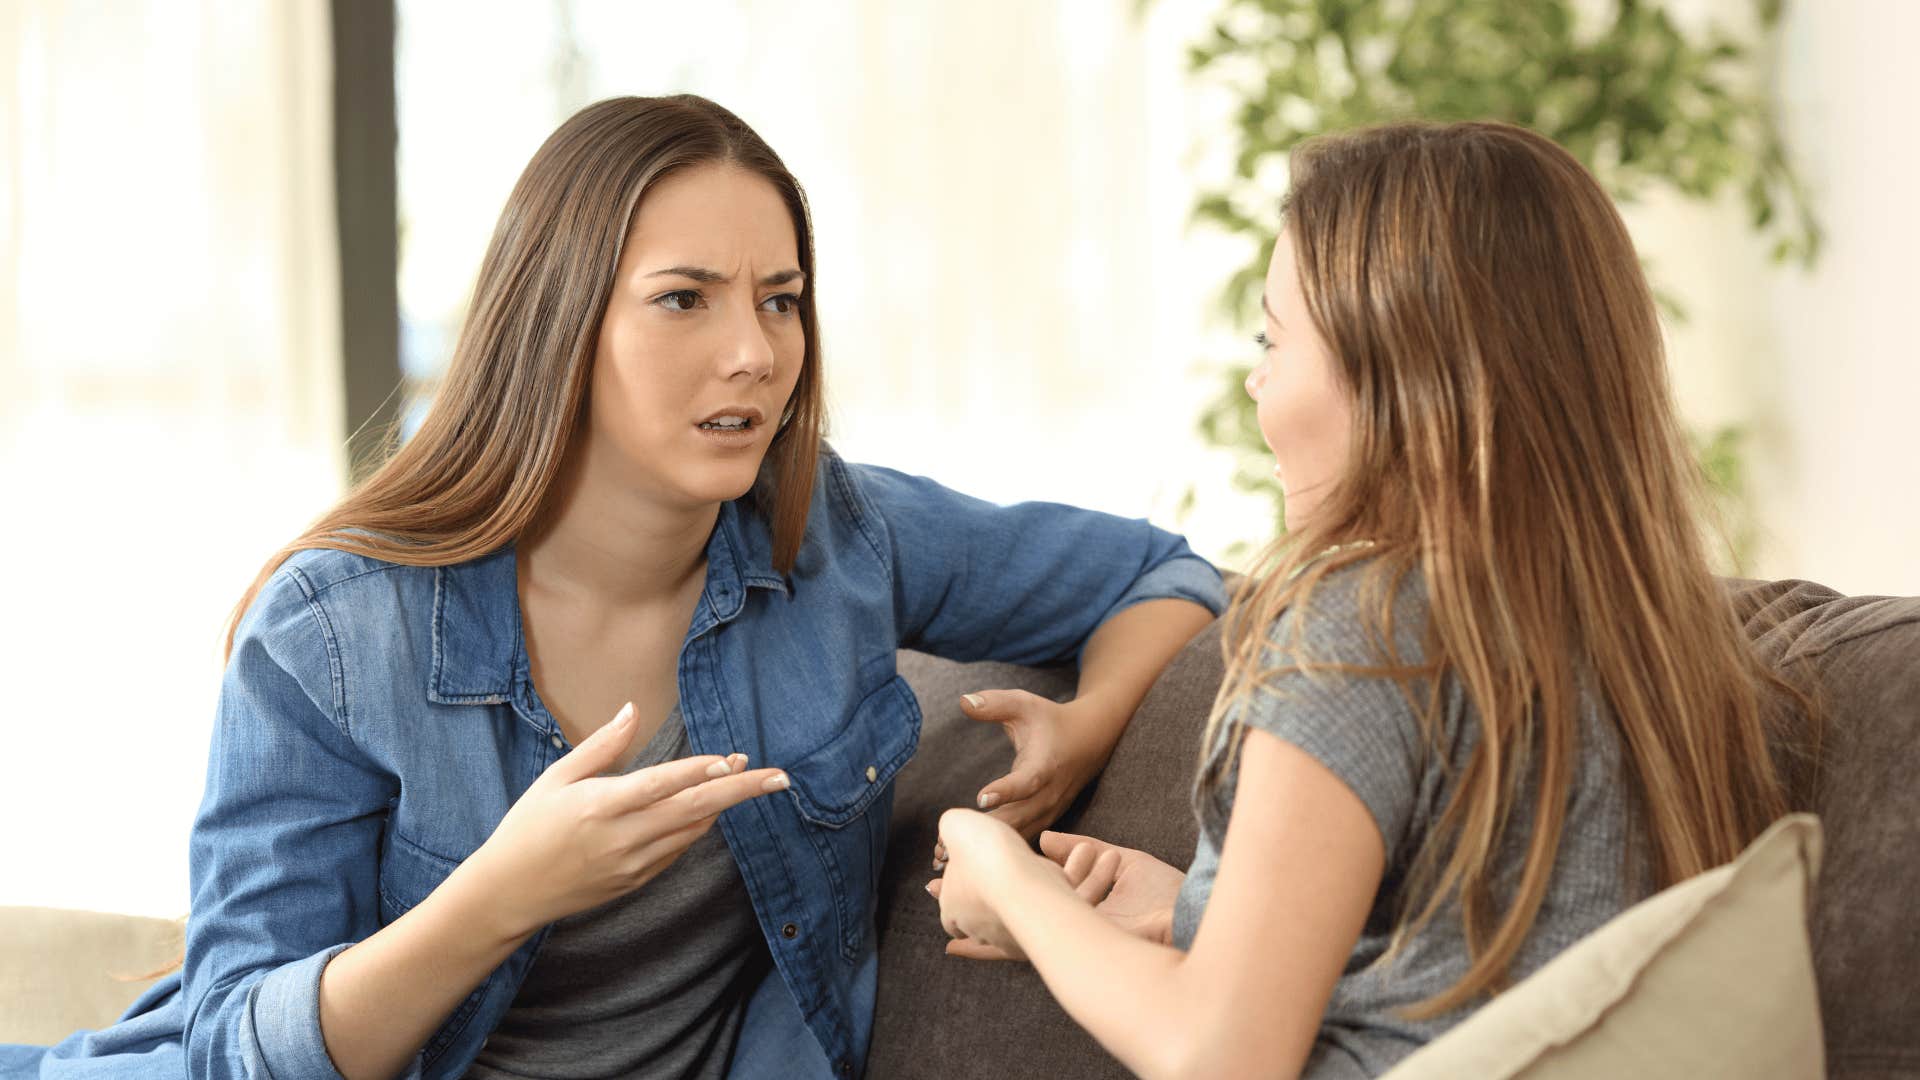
[1274,552,1432,662]
[241,543,472,652]
[276,544,424,596]
[796,445,963,563]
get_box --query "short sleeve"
[1227,567,1437,868]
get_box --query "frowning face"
[584,163,807,509]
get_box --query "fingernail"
[932,859,946,872]
[977,792,1000,810]
[763,773,790,792]
[729,753,748,773]
[961,693,985,709]
[924,881,936,896]
[614,702,636,727]
[706,760,732,778]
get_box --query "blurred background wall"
[2,0,1914,917]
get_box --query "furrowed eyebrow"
[646,266,728,283]
[645,266,806,288]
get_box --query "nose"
[1244,363,1268,401]
[724,307,776,384]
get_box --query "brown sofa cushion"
[872,579,1920,1080]
[1729,579,1920,1080]
[873,627,1222,1079]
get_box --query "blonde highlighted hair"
[1200,121,1815,1017]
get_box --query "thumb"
[958,689,1027,725]
[541,702,639,786]
[976,766,1045,811]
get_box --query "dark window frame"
[330,0,400,481]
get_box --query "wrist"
[995,852,1081,942]
[440,853,543,951]
[1003,844,1073,895]
[1063,691,1128,727]
[1059,697,1128,769]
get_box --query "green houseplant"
[1185,0,1820,565]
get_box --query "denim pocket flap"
[785,673,921,828]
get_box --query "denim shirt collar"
[428,499,790,707]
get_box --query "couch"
[6,577,1916,1078]
[869,577,1920,1079]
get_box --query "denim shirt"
[114,451,1221,1080]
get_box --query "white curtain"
[395,0,1265,551]
[0,0,343,916]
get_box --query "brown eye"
[760,293,800,315]
[656,290,702,312]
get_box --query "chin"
[678,455,768,504]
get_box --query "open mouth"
[696,407,765,434]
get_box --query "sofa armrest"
[0,906,182,1044]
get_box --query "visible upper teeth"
[701,416,749,430]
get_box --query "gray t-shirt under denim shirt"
[1172,565,1651,1079]
[466,707,771,1080]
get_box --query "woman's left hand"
[926,808,1053,960]
[937,690,1116,865]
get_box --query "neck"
[518,442,717,607]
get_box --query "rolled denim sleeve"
[180,570,414,1079]
[841,459,1225,666]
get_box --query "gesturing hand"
[944,690,1115,848]
[460,702,789,941]
[925,808,1047,961]
[1037,830,1184,946]
[928,823,1186,962]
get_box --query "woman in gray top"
[928,120,1812,1078]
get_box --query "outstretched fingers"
[606,752,784,813]
[658,764,791,823]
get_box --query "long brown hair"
[227,94,824,652]
[1200,120,1813,1016]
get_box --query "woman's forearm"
[316,860,535,1079]
[995,863,1202,1080]
[1072,598,1216,739]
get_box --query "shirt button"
[549,734,564,749]
[781,922,799,939]
[864,765,878,783]
[837,1061,852,1078]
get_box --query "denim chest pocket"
[783,673,921,959]
[375,827,459,922]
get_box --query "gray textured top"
[1172,566,1650,1078]
[466,707,772,1080]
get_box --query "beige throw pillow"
[0,906,183,1045]
[1382,813,1825,1080]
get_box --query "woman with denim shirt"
[1,95,1222,1080]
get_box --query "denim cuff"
[249,943,425,1080]
[1110,554,1228,619]
[1079,554,1227,662]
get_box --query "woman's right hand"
[1037,829,1185,947]
[939,828,1187,961]
[457,702,789,940]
